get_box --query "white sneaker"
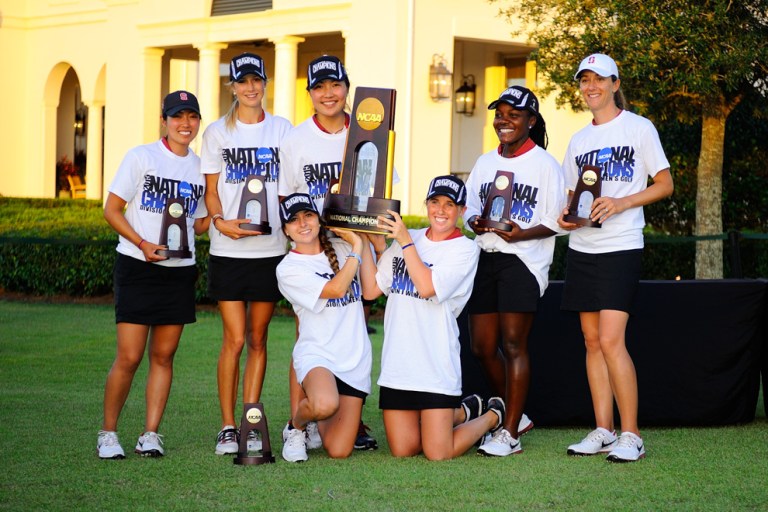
[305,421,322,450]
[282,427,308,462]
[567,427,618,456]
[97,430,125,459]
[606,432,645,462]
[135,431,164,457]
[477,428,522,457]
[215,425,239,455]
[247,430,262,452]
[518,413,534,436]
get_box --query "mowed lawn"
[0,299,766,512]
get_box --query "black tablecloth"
[459,279,767,426]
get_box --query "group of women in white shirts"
[97,51,672,465]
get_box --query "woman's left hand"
[330,228,363,254]
[377,210,411,246]
[590,196,628,224]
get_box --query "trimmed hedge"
[1,198,766,302]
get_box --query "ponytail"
[529,113,549,150]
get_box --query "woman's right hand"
[556,207,581,231]
[330,228,364,254]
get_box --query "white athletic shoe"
[282,427,308,463]
[606,432,645,462]
[97,430,125,460]
[477,428,522,457]
[135,431,164,457]
[215,425,239,455]
[567,427,618,456]
[518,413,534,436]
[247,430,262,452]
[305,421,323,450]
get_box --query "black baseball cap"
[162,90,200,117]
[307,55,349,89]
[488,86,540,115]
[230,52,267,82]
[279,193,320,225]
[426,175,467,206]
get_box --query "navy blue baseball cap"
[230,52,267,82]
[426,175,467,205]
[279,193,320,224]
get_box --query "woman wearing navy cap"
[359,176,505,460]
[276,193,373,462]
[559,53,673,462]
[200,52,293,456]
[278,55,378,454]
[464,86,566,456]
[98,91,207,459]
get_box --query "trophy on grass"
[564,164,602,228]
[156,197,192,258]
[475,170,515,232]
[323,87,400,234]
[233,402,275,465]
[238,174,272,234]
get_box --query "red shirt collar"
[497,137,536,158]
[312,113,350,134]
[425,227,463,241]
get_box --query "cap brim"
[165,106,200,117]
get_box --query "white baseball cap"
[574,53,619,80]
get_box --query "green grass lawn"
[1,300,766,511]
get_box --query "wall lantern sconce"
[455,75,476,116]
[74,107,87,136]
[429,54,452,101]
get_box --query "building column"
[84,101,104,200]
[195,42,228,134]
[269,36,305,122]
[143,47,165,143]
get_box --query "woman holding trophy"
[558,54,673,462]
[463,86,565,457]
[359,175,506,460]
[201,52,292,456]
[276,193,373,462]
[98,91,207,459]
[278,55,378,456]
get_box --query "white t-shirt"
[278,117,346,214]
[109,139,207,267]
[276,238,372,394]
[200,112,292,258]
[375,228,480,397]
[463,144,566,295]
[562,110,670,253]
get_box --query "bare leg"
[499,312,534,437]
[469,312,506,397]
[102,322,149,431]
[217,301,247,427]
[597,309,638,435]
[242,301,275,404]
[143,324,184,432]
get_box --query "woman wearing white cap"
[200,52,293,456]
[359,175,505,460]
[98,91,208,459]
[463,86,566,457]
[278,55,379,454]
[558,53,673,462]
[276,193,373,462]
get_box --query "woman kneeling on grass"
[359,175,505,460]
[276,193,373,462]
[97,91,208,459]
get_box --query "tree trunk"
[695,113,726,279]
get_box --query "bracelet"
[211,214,223,226]
[401,242,415,251]
[138,239,146,249]
[346,252,362,265]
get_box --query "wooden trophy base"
[475,218,513,232]
[238,222,272,235]
[156,247,192,258]
[233,402,275,465]
[323,195,400,235]
[563,213,601,228]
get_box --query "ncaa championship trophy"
[156,197,192,258]
[323,87,400,234]
[233,402,275,465]
[237,174,272,234]
[564,164,602,228]
[476,170,516,232]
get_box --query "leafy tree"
[495,0,768,278]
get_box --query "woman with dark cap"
[464,86,566,456]
[276,193,373,462]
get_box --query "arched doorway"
[56,67,87,198]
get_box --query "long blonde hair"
[223,78,269,131]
